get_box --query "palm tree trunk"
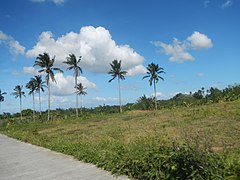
[75,75,78,117]
[0,102,2,116]
[39,91,42,116]
[154,79,157,110]
[32,93,35,121]
[80,95,83,115]
[20,97,22,121]
[118,76,122,113]
[48,82,50,121]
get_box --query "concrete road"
[0,134,128,180]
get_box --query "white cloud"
[127,64,146,76]
[30,0,65,5]
[23,67,38,75]
[0,31,25,56]
[92,97,118,104]
[154,38,194,63]
[8,41,25,56]
[150,92,166,99]
[51,73,96,96]
[26,26,144,75]
[51,96,69,103]
[222,0,233,9]
[154,32,213,63]
[187,32,213,50]
[0,31,8,40]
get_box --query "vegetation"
[11,85,25,121]
[33,75,46,116]
[108,60,127,113]
[34,52,63,121]
[26,78,37,121]
[143,63,165,110]
[0,89,7,115]
[0,100,240,179]
[76,83,87,116]
[63,54,82,117]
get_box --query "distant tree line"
[1,51,166,121]
[1,83,240,122]
[133,84,240,110]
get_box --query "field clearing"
[1,100,240,179]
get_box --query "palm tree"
[0,89,7,115]
[33,75,46,116]
[26,78,37,121]
[34,52,63,121]
[11,85,25,120]
[76,83,87,115]
[142,63,165,110]
[63,53,82,117]
[108,60,127,113]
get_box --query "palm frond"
[53,67,63,73]
[108,76,116,82]
[108,60,126,83]
[142,62,165,86]
[76,83,87,96]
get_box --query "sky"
[0,0,239,114]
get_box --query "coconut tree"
[142,63,165,110]
[108,60,127,113]
[0,89,7,115]
[63,53,82,117]
[33,75,46,116]
[26,78,37,121]
[11,85,25,120]
[34,52,63,121]
[76,83,87,115]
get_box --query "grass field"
[1,100,240,179]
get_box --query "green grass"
[1,100,240,179]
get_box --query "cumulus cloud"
[0,31,25,56]
[154,32,213,63]
[23,67,39,74]
[222,0,233,9]
[26,26,144,75]
[154,38,194,63]
[187,32,213,50]
[51,73,96,96]
[127,64,146,76]
[30,0,65,5]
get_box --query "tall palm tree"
[11,85,25,120]
[142,63,165,110]
[26,78,37,121]
[108,60,127,113]
[76,83,87,115]
[34,52,63,121]
[33,75,46,116]
[0,89,7,115]
[63,53,82,117]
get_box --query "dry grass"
[17,100,238,152]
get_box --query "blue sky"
[0,0,239,113]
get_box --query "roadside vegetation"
[0,99,240,179]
